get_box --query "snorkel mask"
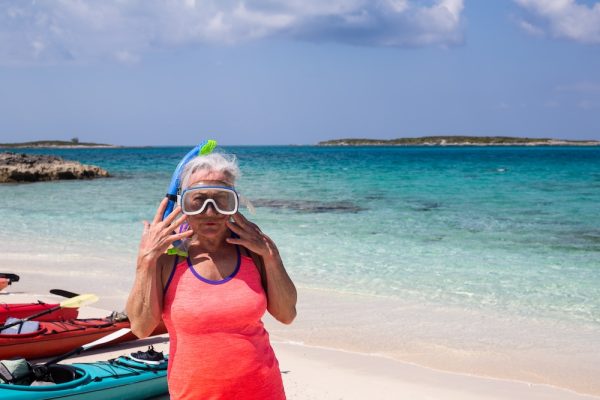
[178,185,239,216]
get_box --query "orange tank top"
[162,248,286,400]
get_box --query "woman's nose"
[204,202,218,215]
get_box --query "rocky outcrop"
[0,152,110,183]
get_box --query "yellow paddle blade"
[59,293,99,308]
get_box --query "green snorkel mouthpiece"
[200,140,217,156]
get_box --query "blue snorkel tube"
[162,139,217,221]
[162,139,217,256]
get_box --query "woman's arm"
[261,253,297,324]
[227,213,297,324]
[126,198,193,338]
[126,255,165,338]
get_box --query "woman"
[126,152,297,399]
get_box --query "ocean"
[1,146,599,324]
[1,145,600,392]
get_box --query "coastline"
[317,136,600,146]
[0,145,120,149]
[1,289,598,400]
[274,341,599,400]
[265,287,600,397]
[4,258,599,398]
[317,141,600,146]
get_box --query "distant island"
[318,136,600,146]
[0,139,118,148]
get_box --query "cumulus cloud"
[514,0,600,43]
[517,19,545,36]
[0,0,465,65]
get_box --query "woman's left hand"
[226,213,279,260]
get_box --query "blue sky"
[0,0,599,145]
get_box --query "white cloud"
[517,19,545,36]
[514,0,600,43]
[0,0,465,65]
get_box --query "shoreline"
[273,341,599,400]
[265,287,600,397]
[4,259,599,397]
[2,290,598,400]
[2,143,600,149]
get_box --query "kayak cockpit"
[0,364,91,392]
[32,365,83,385]
[0,357,169,399]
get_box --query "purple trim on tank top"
[186,245,241,285]
[163,256,179,295]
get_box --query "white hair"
[180,152,240,189]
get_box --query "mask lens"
[213,191,236,212]
[185,192,209,213]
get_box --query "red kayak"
[0,302,79,324]
[0,317,167,359]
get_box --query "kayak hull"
[0,319,167,360]
[0,303,79,324]
[0,356,169,400]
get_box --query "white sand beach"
[1,289,598,400]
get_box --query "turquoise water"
[1,146,599,326]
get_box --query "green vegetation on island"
[318,136,600,146]
[0,138,116,148]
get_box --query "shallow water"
[1,145,599,328]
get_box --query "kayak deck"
[0,357,169,400]
[0,318,167,359]
[0,302,79,324]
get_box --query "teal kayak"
[0,356,168,400]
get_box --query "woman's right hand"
[137,198,194,266]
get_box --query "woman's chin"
[196,223,226,237]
